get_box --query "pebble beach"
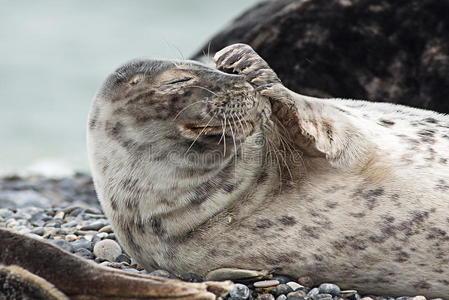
[0,174,443,300]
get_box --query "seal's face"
[91,59,267,167]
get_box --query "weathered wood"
[193,0,449,113]
[0,229,233,300]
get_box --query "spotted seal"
[87,44,449,298]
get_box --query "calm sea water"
[0,0,259,175]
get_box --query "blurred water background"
[0,0,259,176]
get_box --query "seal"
[87,44,449,298]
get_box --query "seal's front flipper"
[205,268,270,282]
[214,43,373,168]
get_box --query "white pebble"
[54,211,65,219]
[286,281,303,291]
[65,234,77,242]
[96,232,108,239]
[253,279,280,288]
[412,297,427,300]
[93,239,122,261]
[99,225,113,233]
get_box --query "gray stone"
[273,284,293,296]
[74,248,94,260]
[115,254,131,264]
[80,221,107,231]
[51,239,74,253]
[71,237,93,251]
[256,294,275,300]
[0,208,13,218]
[229,283,251,300]
[30,227,45,236]
[318,283,340,296]
[93,239,122,261]
[307,288,319,297]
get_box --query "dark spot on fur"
[107,121,124,138]
[279,215,297,226]
[394,250,410,263]
[150,217,165,236]
[423,117,438,124]
[323,121,333,141]
[110,194,118,211]
[255,218,274,229]
[349,212,366,218]
[440,158,448,164]
[352,187,385,210]
[436,179,449,191]
[426,227,448,240]
[323,184,346,193]
[414,280,431,290]
[256,170,268,184]
[302,225,320,239]
[222,182,237,193]
[379,119,395,127]
[325,201,338,208]
[89,118,97,130]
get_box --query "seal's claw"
[214,43,281,89]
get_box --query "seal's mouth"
[180,121,254,138]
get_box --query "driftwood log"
[193,0,449,114]
[0,229,233,300]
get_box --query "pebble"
[74,248,94,260]
[360,298,374,300]
[286,290,307,300]
[318,283,340,296]
[64,234,77,242]
[93,239,122,261]
[256,294,275,300]
[30,227,45,236]
[71,237,93,251]
[412,297,426,300]
[312,294,332,300]
[99,224,113,233]
[51,239,74,253]
[229,283,251,299]
[307,288,319,297]
[96,232,108,239]
[254,280,280,288]
[0,208,13,218]
[80,221,108,231]
[115,254,131,264]
[179,272,204,282]
[61,220,78,228]
[54,211,65,219]
[276,295,287,300]
[286,282,303,291]
[272,284,293,297]
[272,275,294,284]
[149,269,179,279]
[340,290,357,296]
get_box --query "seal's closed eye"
[167,77,193,85]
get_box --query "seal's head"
[89,59,270,169]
